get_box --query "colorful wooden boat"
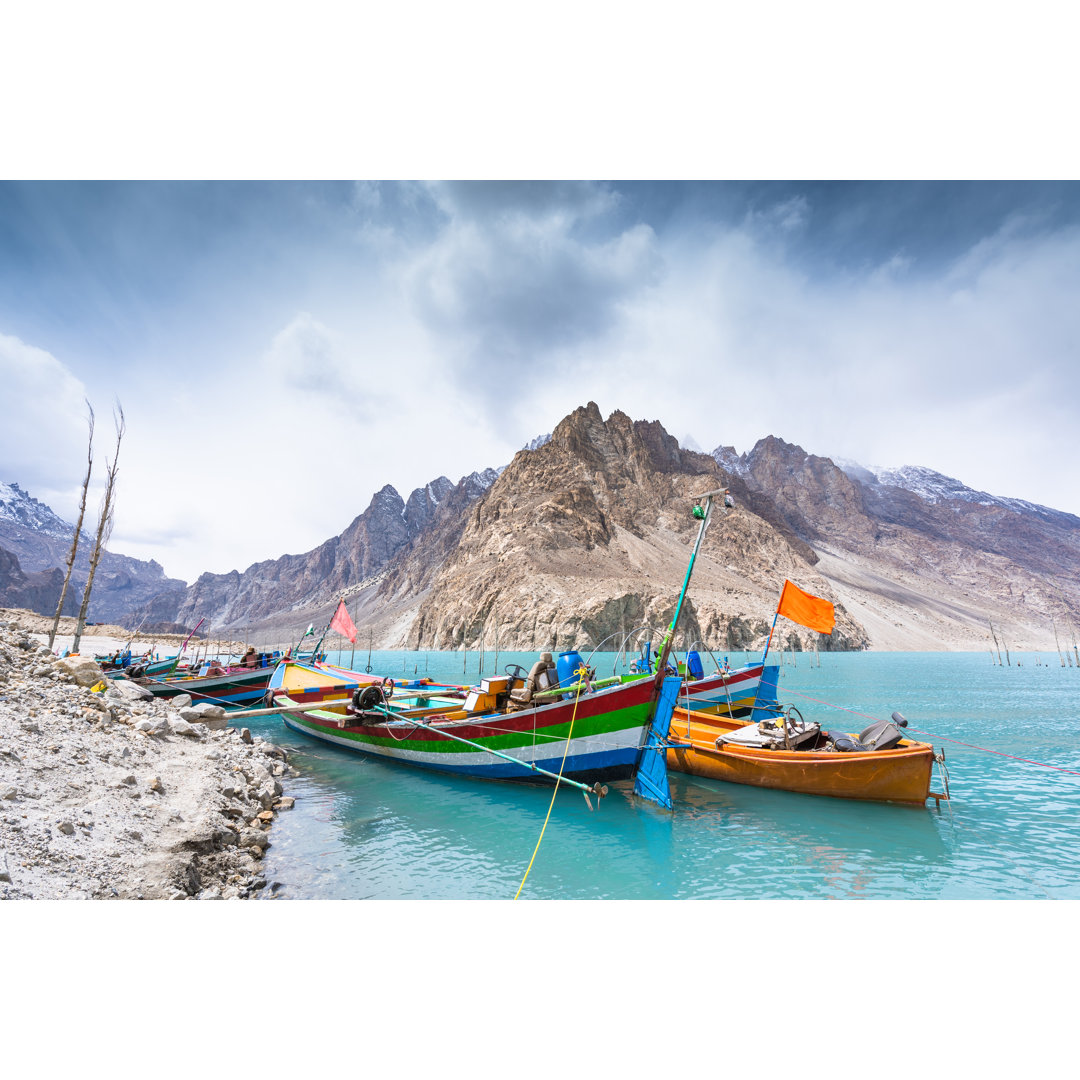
[663,697,936,805]
[268,658,675,787]
[136,664,277,709]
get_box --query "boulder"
[171,693,193,709]
[112,679,153,701]
[170,717,202,738]
[179,702,227,730]
[52,655,104,687]
[134,716,170,736]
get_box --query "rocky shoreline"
[0,615,294,900]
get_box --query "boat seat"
[508,658,559,708]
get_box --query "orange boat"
[664,703,939,806]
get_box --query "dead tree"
[72,404,125,655]
[48,401,95,649]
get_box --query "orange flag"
[776,580,835,634]
[329,599,358,643]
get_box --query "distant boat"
[135,661,278,709]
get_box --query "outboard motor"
[353,685,385,711]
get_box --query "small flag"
[776,579,835,634]
[329,599,358,643]
[304,624,314,637]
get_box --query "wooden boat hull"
[138,665,275,708]
[665,708,934,805]
[272,661,660,785]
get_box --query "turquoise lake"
[250,650,1080,899]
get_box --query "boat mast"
[653,487,732,689]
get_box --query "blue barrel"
[687,650,704,679]
[557,650,586,687]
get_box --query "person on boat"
[241,646,258,668]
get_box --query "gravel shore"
[0,613,294,900]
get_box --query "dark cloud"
[404,182,661,389]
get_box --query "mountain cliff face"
[0,482,187,623]
[0,547,75,616]
[368,404,864,654]
[717,440,1080,650]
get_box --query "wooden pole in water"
[1053,618,1065,667]
[989,621,1002,665]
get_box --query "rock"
[58,821,75,835]
[240,728,252,744]
[188,702,226,719]
[170,718,201,738]
[112,680,153,701]
[1,785,18,800]
[148,776,164,793]
[52,655,105,687]
[275,796,295,810]
[178,708,226,730]
[33,665,53,677]
[171,693,193,708]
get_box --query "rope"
[781,687,1080,778]
[514,676,585,900]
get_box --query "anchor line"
[779,687,1080,779]
[515,675,588,900]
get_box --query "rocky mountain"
[10,408,1079,654]
[351,404,865,654]
[0,482,187,624]
[128,468,505,633]
[716,439,1080,651]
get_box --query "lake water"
[250,649,1080,900]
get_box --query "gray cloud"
[403,182,662,398]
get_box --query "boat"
[259,491,738,806]
[622,642,775,719]
[267,655,677,791]
[664,698,937,805]
[651,580,943,805]
[134,661,278,709]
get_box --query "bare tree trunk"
[48,402,95,649]
[72,404,125,655]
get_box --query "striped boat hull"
[681,663,767,716]
[139,666,274,708]
[278,671,659,785]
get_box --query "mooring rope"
[514,676,586,900]
[781,687,1080,778]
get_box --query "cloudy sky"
[2,179,1079,582]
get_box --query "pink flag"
[329,599,357,643]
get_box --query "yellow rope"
[513,672,586,900]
